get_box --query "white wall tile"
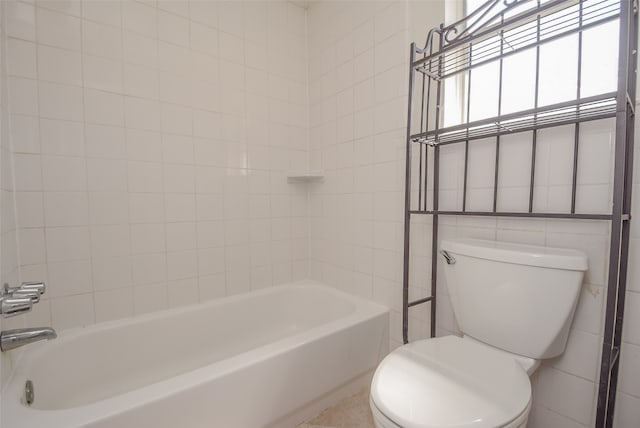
[614,392,640,428]
[37,7,81,51]
[90,224,130,258]
[87,159,127,192]
[85,124,126,159]
[13,154,43,191]
[132,253,167,286]
[167,250,197,280]
[89,192,129,226]
[166,222,196,251]
[82,1,121,27]
[551,329,601,382]
[10,114,40,154]
[133,283,168,315]
[44,192,89,227]
[127,161,163,193]
[130,224,166,254]
[82,19,127,60]
[126,129,162,161]
[38,45,82,86]
[124,64,159,99]
[7,38,37,79]
[129,193,165,224]
[198,273,226,300]
[164,164,195,193]
[94,288,134,323]
[39,82,83,121]
[126,100,161,134]
[190,22,219,57]
[122,1,157,38]
[16,192,44,228]
[166,277,198,308]
[6,1,37,41]
[45,226,91,263]
[37,1,81,17]
[18,228,46,265]
[218,1,244,37]
[39,119,84,156]
[158,1,189,18]
[158,10,190,47]
[84,89,124,126]
[189,0,219,28]
[83,55,123,93]
[623,291,640,346]
[535,368,596,426]
[51,293,94,330]
[42,156,86,191]
[9,77,38,116]
[123,30,158,68]
[219,32,244,65]
[47,260,92,297]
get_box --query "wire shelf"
[415,0,620,79]
[410,92,617,146]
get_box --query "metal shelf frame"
[402,1,637,426]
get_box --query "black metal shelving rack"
[401,0,637,426]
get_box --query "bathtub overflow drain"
[25,380,34,406]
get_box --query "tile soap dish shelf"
[286,170,324,183]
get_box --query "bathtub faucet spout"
[0,327,57,352]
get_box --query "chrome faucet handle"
[0,297,33,318]
[20,282,46,296]
[11,289,41,303]
[2,282,46,297]
[0,282,46,317]
[2,283,18,296]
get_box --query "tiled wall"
[1,0,309,336]
[612,57,640,426]
[307,0,440,339]
[307,1,639,427]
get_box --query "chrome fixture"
[440,250,456,265]
[0,282,46,317]
[0,281,56,352]
[0,327,57,352]
[25,380,34,406]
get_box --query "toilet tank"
[441,238,588,359]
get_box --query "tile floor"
[296,387,375,428]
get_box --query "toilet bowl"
[370,239,588,428]
[370,336,532,428]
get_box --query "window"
[444,0,620,127]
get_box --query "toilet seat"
[370,398,530,428]
[370,336,531,428]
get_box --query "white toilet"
[370,238,588,428]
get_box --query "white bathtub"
[1,280,389,428]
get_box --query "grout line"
[77,0,97,327]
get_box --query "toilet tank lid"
[441,239,588,271]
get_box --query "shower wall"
[306,0,440,341]
[0,0,309,335]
